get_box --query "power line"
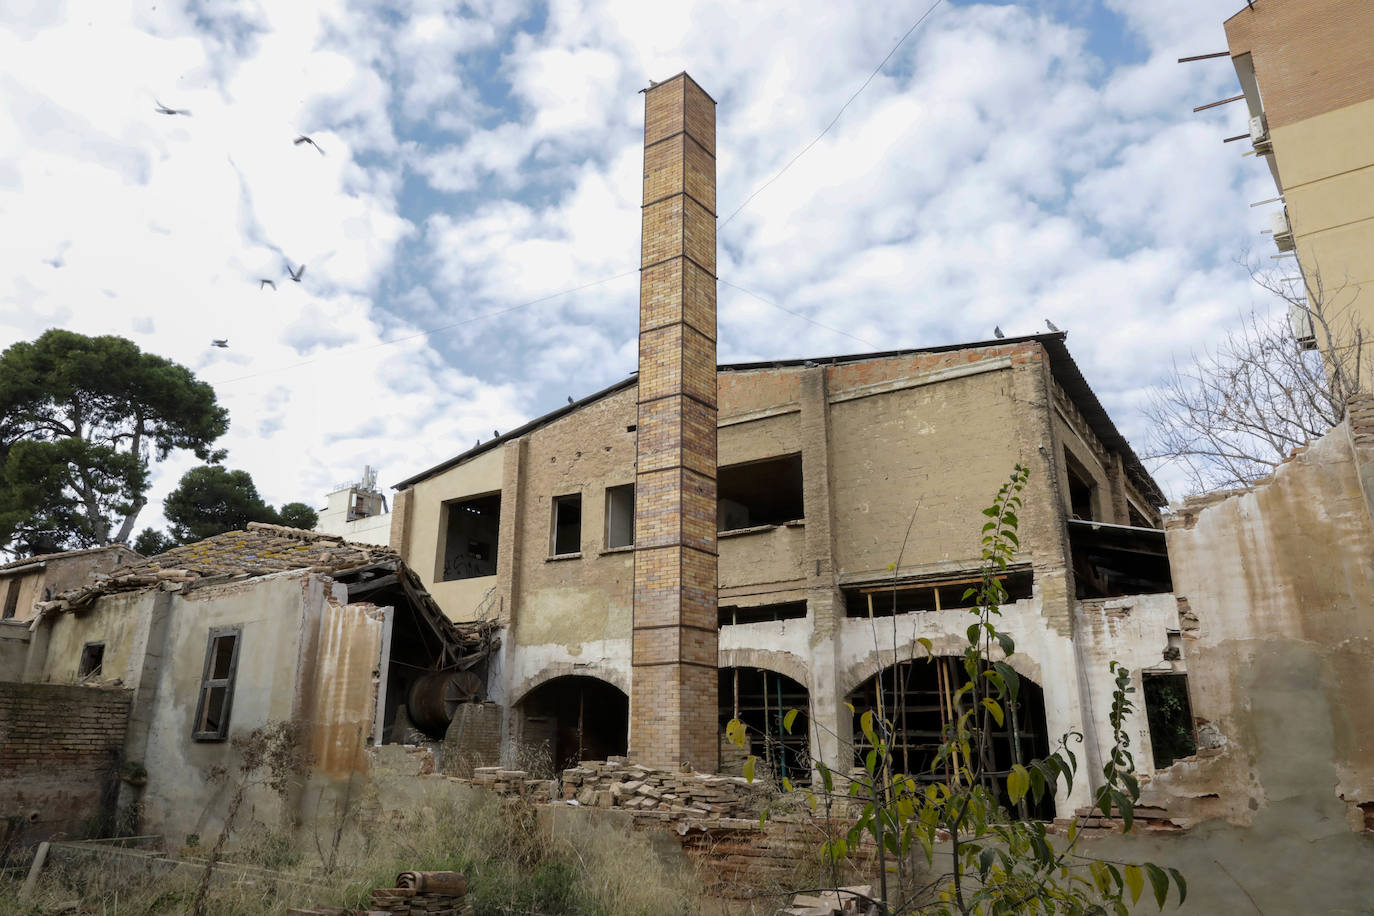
[718,0,947,231]
[211,269,639,385]
[720,278,881,350]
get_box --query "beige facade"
[1225,0,1374,360]
[392,336,1171,813]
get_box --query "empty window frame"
[439,493,501,581]
[78,642,105,680]
[845,570,1034,618]
[551,493,583,556]
[1143,674,1197,768]
[1063,449,1098,521]
[605,484,634,549]
[193,627,241,742]
[717,454,804,531]
[719,601,808,627]
[1,578,19,619]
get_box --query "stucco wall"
[407,447,505,621]
[1153,416,1374,830]
[41,590,150,686]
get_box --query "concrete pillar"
[800,366,851,771]
[630,72,719,771]
[495,438,527,625]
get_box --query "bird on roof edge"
[994,325,1004,338]
[1044,318,1060,332]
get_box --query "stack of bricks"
[468,766,558,800]
[677,817,879,896]
[367,888,472,916]
[559,757,764,820]
[631,71,720,772]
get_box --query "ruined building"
[387,73,1176,815]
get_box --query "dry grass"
[0,795,705,916]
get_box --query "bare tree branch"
[1143,258,1367,494]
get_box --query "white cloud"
[1,0,1267,534]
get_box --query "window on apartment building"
[1143,673,1197,769]
[1063,450,1098,521]
[193,627,241,742]
[551,493,583,556]
[78,642,105,680]
[2,578,19,619]
[440,494,501,581]
[844,570,1034,618]
[719,600,808,627]
[717,453,804,532]
[605,484,634,549]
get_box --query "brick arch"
[509,663,629,708]
[717,648,811,689]
[838,640,1045,699]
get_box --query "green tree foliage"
[276,501,320,531]
[132,527,178,557]
[729,465,1186,915]
[0,330,228,555]
[161,466,320,544]
[163,465,279,543]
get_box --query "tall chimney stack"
[630,73,718,772]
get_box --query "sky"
[0,0,1279,537]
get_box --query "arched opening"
[848,657,1054,819]
[718,667,810,786]
[517,676,628,774]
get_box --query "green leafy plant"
[728,464,1186,915]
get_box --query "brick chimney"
[630,73,719,772]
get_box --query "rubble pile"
[469,766,558,800]
[289,871,472,916]
[782,885,876,915]
[560,757,766,819]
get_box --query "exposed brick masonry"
[0,682,131,853]
[632,73,719,771]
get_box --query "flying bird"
[994,325,1005,338]
[286,263,306,283]
[153,99,191,116]
[293,135,325,155]
[1044,319,1060,332]
[259,279,276,291]
[211,339,229,348]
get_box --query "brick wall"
[439,701,504,775]
[1225,0,1374,130]
[0,682,131,855]
[632,72,720,771]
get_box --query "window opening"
[1068,520,1172,598]
[845,570,1034,617]
[849,657,1053,820]
[78,642,105,680]
[718,667,809,787]
[1144,674,1197,768]
[1063,450,1097,521]
[718,454,804,531]
[517,676,627,773]
[719,601,807,627]
[193,627,241,741]
[552,493,583,555]
[605,484,634,549]
[439,493,501,581]
[1,578,19,619]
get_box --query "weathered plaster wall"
[1155,416,1374,830]
[134,571,328,843]
[0,620,29,680]
[40,590,150,687]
